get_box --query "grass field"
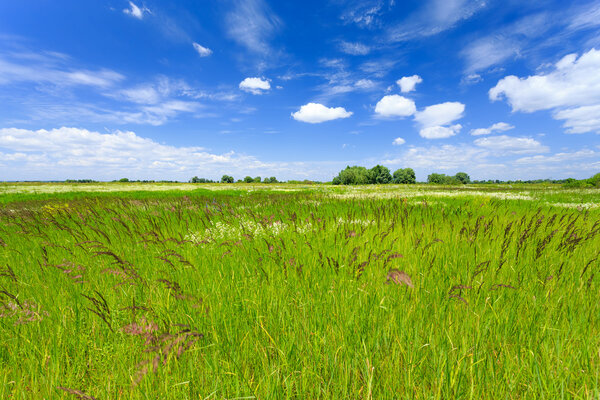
[1,183,599,399]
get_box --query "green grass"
[0,185,599,399]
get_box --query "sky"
[1,0,600,182]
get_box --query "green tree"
[393,168,416,184]
[266,177,278,183]
[244,176,254,183]
[368,165,392,184]
[220,175,234,183]
[333,166,370,185]
[454,172,470,184]
[118,178,129,182]
[253,176,262,183]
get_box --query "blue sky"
[1,0,600,181]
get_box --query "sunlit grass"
[0,185,599,398]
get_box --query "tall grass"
[0,187,598,399]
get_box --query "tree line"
[330,165,472,185]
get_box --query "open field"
[1,183,599,399]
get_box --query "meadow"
[0,183,599,399]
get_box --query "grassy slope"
[0,186,599,399]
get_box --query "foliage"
[393,168,416,184]
[244,176,254,183]
[332,165,392,185]
[368,165,392,184]
[427,173,470,185]
[220,175,234,183]
[190,176,214,183]
[454,172,470,184]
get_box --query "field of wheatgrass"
[0,183,599,399]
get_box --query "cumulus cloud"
[470,122,514,136]
[397,75,422,93]
[414,102,465,128]
[0,127,361,181]
[392,137,406,145]
[123,1,149,19]
[239,77,271,94]
[291,103,352,123]
[340,41,370,55]
[419,124,462,139]
[412,101,465,139]
[193,42,213,57]
[474,135,549,154]
[374,95,416,118]
[490,49,600,133]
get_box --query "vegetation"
[189,177,215,183]
[392,168,416,184]
[331,165,394,185]
[427,172,470,185]
[220,175,234,183]
[0,184,599,398]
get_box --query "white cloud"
[0,55,124,88]
[0,127,357,181]
[193,43,213,57]
[461,35,519,73]
[490,49,600,133]
[470,122,514,136]
[384,144,488,170]
[291,103,352,123]
[414,102,465,127]
[355,79,376,89]
[387,0,487,42]
[225,0,281,55]
[123,1,149,19]
[374,95,416,117]
[340,41,370,55]
[474,135,549,154]
[239,77,271,94]
[339,1,385,28]
[462,73,482,85]
[120,86,161,104]
[553,105,600,134]
[419,124,462,139]
[396,75,422,93]
[515,149,598,165]
[392,137,406,145]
